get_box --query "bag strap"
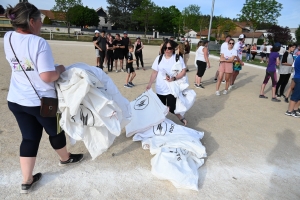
[9,32,41,100]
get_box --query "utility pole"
[207,0,215,41]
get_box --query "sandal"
[180,118,187,126]
[259,95,268,99]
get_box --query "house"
[95,7,112,30]
[184,29,197,38]
[40,10,66,25]
[231,32,265,44]
[0,14,13,31]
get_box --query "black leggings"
[196,60,207,77]
[99,51,106,69]
[107,52,114,70]
[263,71,277,87]
[251,53,256,60]
[276,73,291,95]
[8,102,66,157]
[135,52,144,68]
[157,94,176,114]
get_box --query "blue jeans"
[246,53,251,61]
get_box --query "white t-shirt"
[266,45,272,53]
[4,31,56,106]
[152,54,186,95]
[220,42,228,54]
[222,47,237,60]
[233,41,245,60]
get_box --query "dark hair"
[161,40,177,54]
[200,40,209,46]
[129,45,134,49]
[271,46,280,52]
[101,30,105,33]
[5,2,41,31]
[226,35,231,39]
[289,43,297,48]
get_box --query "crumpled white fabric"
[166,61,189,98]
[125,89,168,137]
[56,63,131,159]
[174,89,196,116]
[133,118,206,191]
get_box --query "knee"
[49,131,66,150]
[20,139,41,157]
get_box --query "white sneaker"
[260,61,264,63]
[223,90,228,95]
[215,91,220,96]
[222,80,226,84]
[228,85,234,90]
[115,70,118,73]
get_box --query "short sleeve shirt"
[113,39,124,54]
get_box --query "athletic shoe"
[121,69,125,72]
[124,84,132,88]
[223,90,228,95]
[59,153,84,166]
[128,82,135,86]
[214,79,217,83]
[115,70,118,73]
[195,84,200,88]
[20,173,42,194]
[285,110,293,116]
[292,111,300,118]
[271,98,281,102]
[294,109,300,115]
[228,85,234,90]
[194,83,198,87]
[260,61,264,63]
[215,91,220,96]
[199,84,205,89]
[276,94,281,98]
[284,97,289,103]
[222,80,226,84]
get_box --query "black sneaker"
[124,84,132,88]
[292,111,300,118]
[199,84,205,89]
[285,110,294,116]
[20,173,42,194]
[271,98,281,102]
[294,108,300,115]
[59,153,84,166]
[128,82,135,86]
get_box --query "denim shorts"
[8,102,60,140]
[291,78,300,102]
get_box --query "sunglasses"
[164,47,173,50]
[229,43,234,45]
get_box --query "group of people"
[93,30,145,74]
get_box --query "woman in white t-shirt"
[194,40,210,88]
[215,39,237,95]
[146,40,188,125]
[3,2,83,194]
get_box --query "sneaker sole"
[58,155,84,167]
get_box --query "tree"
[154,6,181,34]
[0,5,5,15]
[107,0,142,30]
[43,16,52,25]
[296,25,300,44]
[132,0,157,38]
[52,0,83,34]
[217,19,237,41]
[67,5,99,27]
[182,4,201,31]
[267,25,292,44]
[238,0,283,44]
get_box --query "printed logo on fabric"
[134,95,149,110]
[153,122,167,136]
[71,104,95,126]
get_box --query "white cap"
[95,30,100,33]
[239,34,245,39]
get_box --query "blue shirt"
[294,56,300,79]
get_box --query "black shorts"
[114,51,124,60]
[157,94,176,114]
[124,49,129,59]
[196,60,207,77]
[126,65,135,73]
[261,53,266,58]
[266,53,270,58]
[8,101,60,140]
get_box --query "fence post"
[50,30,51,40]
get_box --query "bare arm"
[203,47,210,68]
[93,40,102,51]
[40,65,65,83]
[220,53,235,63]
[276,57,280,66]
[146,70,158,90]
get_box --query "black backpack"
[158,54,180,65]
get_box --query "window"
[0,20,11,24]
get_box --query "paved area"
[0,39,299,200]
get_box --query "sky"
[1,0,299,28]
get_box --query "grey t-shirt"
[279,51,294,74]
[96,36,107,51]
